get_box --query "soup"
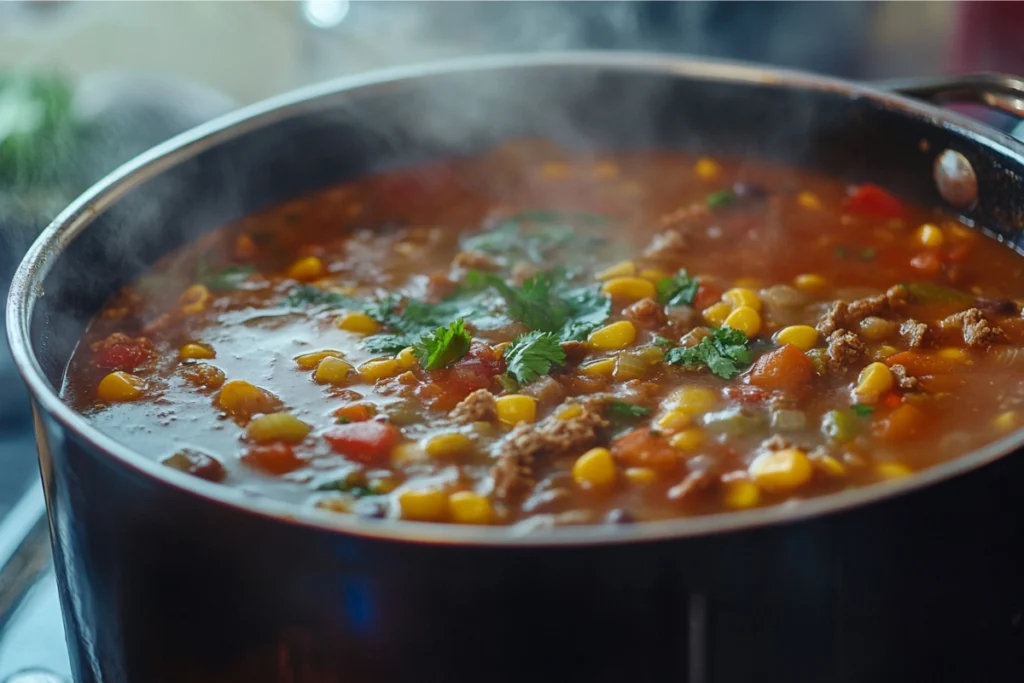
[62,144,1024,528]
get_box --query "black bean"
[732,182,768,200]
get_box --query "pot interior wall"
[28,62,1024,389]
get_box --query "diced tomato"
[842,183,906,220]
[92,335,153,371]
[426,342,505,410]
[748,344,815,392]
[332,404,375,423]
[611,427,679,472]
[323,420,399,465]
[242,443,304,475]
[873,403,925,442]
[723,384,769,404]
[692,283,722,311]
[880,391,903,409]
[909,250,942,276]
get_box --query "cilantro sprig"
[412,320,472,370]
[656,269,699,307]
[503,331,566,384]
[608,400,652,419]
[666,327,752,379]
[198,263,255,291]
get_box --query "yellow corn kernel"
[587,320,637,351]
[733,277,762,290]
[557,404,584,421]
[812,454,847,478]
[391,442,428,466]
[398,488,448,522]
[370,477,398,495]
[915,223,944,248]
[601,277,657,301]
[180,343,215,360]
[724,306,762,338]
[246,412,311,443]
[217,379,277,415]
[97,371,145,402]
[581,358,616,376]
[539,161,570,179]
[796,191,822,210]
[722,287,762,312]
[794,273,827,292]
[873,344,899,360]
[572,447,617,487]
[396,346,418,370]
[670,428,706,451]
[359,359,402,382]
[774,325,818,351]
[625,467,657,484]
[853,362,894,403]
[287,256,325,282]
[655,410,692,434]
[937,347,967,362]
[749,448,812,492]
[495,395,537,426]
[294,350,344,370]
[596,260,636,281]
[179,284,211,315]
[336,311,381,335]
[669,386,719,415]
[639,269,670,283]
[723,478,761,509]
[448,491,493,524]
[424,432,473,459]
[993,410,1019,433]
[314,356,355,385]
[876,462,912,480]
[702,302,732,327]
[694,157,722,181]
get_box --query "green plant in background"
[0,74,78,189]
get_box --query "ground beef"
[817,285,909,336]
[491,407,609,501]
[900,319,929,348]
[450,389,498,425]
[452,250,499,271]
[624,297,667,328]
[941,307,1004,347]
[560,341,589,365]
[643,229,688,261]
[889,363,918,390]
[826,329,866,373]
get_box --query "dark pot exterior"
[10,54,1024,683]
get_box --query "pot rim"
[9,51,1024,548]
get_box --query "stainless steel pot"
[7,53,1024,683]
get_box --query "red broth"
[62,144,1024,528]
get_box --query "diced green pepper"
[821,410,861,443]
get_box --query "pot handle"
[877,72,1024,121]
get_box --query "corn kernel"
[749,448,812,492]
[398,488,448,522]
[702,302,732,327]
[937,347,967,362]
[391,442,427,466]
[724,306,762,338]
[557,404,584,420]
[723,478,761,509]
[587,320,637,351]
[180,343,215,360]
[495,394,537,426]
[774,325,818,351]
[915,223,944,248]
[876,462,912,480]
[655,410,692,434]
[179,284,211,315]
[853,362,894,403]
[733,277,762,290]
[294,350,344,370]
[812,454,847,478]
[668,386,718,415]
[336,311,381,335]
[581,358,616,376]
[625,467,657,484]
[359,359,402,382]
[639,269,670,282]
[287,256,325,282]
[873,344,899,360]
[572,447,617,487]
[396,346,418,369]
[97,371,145,402]
[694,157,722,181]
[424,432,473,459]
[314,356,355,385]
[216,379,278,416]
[722,287,762,312]
[601,277,657,301]
[993,410,1019,432]
[670,428,706,451]
[794,273,827,292]
[596,260,636,281]
[246,412,311,443]
[797,191,822,210]
[448,491,493,524]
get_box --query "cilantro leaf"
[197,263,255,291]
[851,404,875,418]
[286,285,355,308]
[557,285,612,341]
[608,400,652,419]
[656,269,699,306]
[363,334,416,354]
[665,326,752,379]
[652,335,675,349]
[706,190,735,209]
[413,320,472,370]
[504,331,567,384]
[462,210,606,263]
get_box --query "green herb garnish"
[652,335,676,349]
[317,478,374,497]
[656,269,700,306]
[665,327,752,379]
[198,263,255,291]
[706,190,735,209]
[462,210,602,263]
[503,331,566,384]
[413,319,472,370]
[608,400,652,419]
[851,404,875,418]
